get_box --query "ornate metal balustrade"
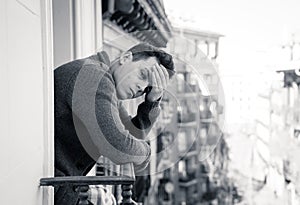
[102,0,172,47]
[40,163,138,205]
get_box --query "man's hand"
[146,63,169,102]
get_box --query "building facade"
[142,26,232,205]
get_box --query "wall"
[0,0,46,204]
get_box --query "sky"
[164,0,300,74]
[163,0,300,127]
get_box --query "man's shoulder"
[54,52,111,82]
[56,51,109,70]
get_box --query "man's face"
[114,56,158,100]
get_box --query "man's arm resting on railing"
[67,66,151,169]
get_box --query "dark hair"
[127,43,175,78]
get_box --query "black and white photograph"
[1,0,300,204]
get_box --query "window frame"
[41,0,54,204]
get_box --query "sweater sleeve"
[66,60,151,169]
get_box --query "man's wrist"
[144,97,161,109]
[146,92,163,102]
[146,96,161,102]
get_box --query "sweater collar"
[97,51,111,67]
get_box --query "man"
[54,43,175,204]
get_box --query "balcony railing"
[40,163,139,205]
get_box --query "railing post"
[120,163,138,205]
[121,184,135,205]
[77,185,90,205]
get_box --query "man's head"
[111,43,175,100]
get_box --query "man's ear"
[119,51,133,65]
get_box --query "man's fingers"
[149,63,170,91]
[159,64,169,83]
[153,66,163,89]
[151,69,159,87]
[155,63,168,89]
[147,68,153,84]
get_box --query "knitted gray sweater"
[55,51,160,174]
[54,51,160,204]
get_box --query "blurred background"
[1,0,300,204]
[163,0,300,204]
